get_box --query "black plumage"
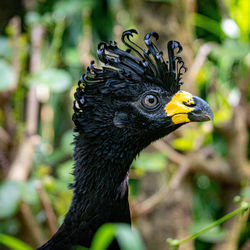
[38,29,213,250]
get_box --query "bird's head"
[73,29,213,143]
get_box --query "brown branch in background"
[36,181,58,236]
[7,136,39,181]
[27,25,44,136]
[132,111,250,218]
[224,207,249,250]
[242,240,250,250]
[150,140,185,165]
[185,42,215,93]
[9,16,21,90]
[151,140,242,185]
[19,201,46,246]
[0,17,22,143]
[0,127,10,145]
[0,150,9,174]
[7,25,44,179]
[131,163,190,219]
[0,127,10,173]
[79,9,92,69]
[6,24,46,248]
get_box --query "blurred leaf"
[193,13,225,39]
[0,182,23,219]
[172,138,195,151]
[53,186,72,216]
[241,187,250,200]
[132,153,166,172]
[227,0,250,41]
[146,0,175,2]
[0,60,15,92]
[75,246,89,250]
[172,128,202,151]
[129,179,139,198]
[64,48,81,67]
[22,180,39,206]
[0,219,19,235]
[0,233,32,250]
[53,0,95,19]
[61,130,74,154]
[213,109,232,125]
[211,40,250,84]
[26,68,72,93]
[25,11,41,27]
[115,224,146,250]
[91,223,145,250]
[56,160,74,183]
[208,92,232,125]
[91,223,115,250]
[0,37,12,59]
[190,220,225,243]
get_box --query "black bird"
[38,29,213,250]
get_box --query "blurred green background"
[0,0,249,249]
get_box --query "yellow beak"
[165,91,213,124]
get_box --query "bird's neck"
[71,129,141,199]
[63,129,145,247]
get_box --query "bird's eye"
[142,94,159,109]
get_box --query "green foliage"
[0,180,39,219]
[0,233,32,250]
[0,60,15,91]
[53,0,95,18]
[26,69,72,93]
[0,182,23,219]
[132,152,167,172]
[0,36,12,59]
[193,13,225,40]
[91,223,146,250]
[226,0,250,41]
[190,220,225,243]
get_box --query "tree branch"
[35,181,58,236]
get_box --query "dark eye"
[142,94,159,109]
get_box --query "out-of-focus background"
[0,0,249,249]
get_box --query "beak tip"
[188,96,214,123]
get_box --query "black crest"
[74,29,187,113]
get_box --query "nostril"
[183,99,196,107]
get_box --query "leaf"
[26,68,72,93]
[0,37,12,59]
[190,220,226,243]
[56,160,74,183]
[53,0,95,19]
[64,48,81,67]
[22,180,39,206]
[115,224,146,250]
[61,130,74,154]
[0,60,15,92]
[132,152,166,172]
[91,223,115,250]
[25,11,41,26]
[172,138,195,151]
[241,187,250,200]
[0,233,32,250]
[90,223,146,250]
[0,181,23,219]
[193,13,224,39]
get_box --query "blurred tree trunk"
[128,1,196,249]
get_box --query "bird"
[37,29,213,250]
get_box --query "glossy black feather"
[38,29,187,250]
